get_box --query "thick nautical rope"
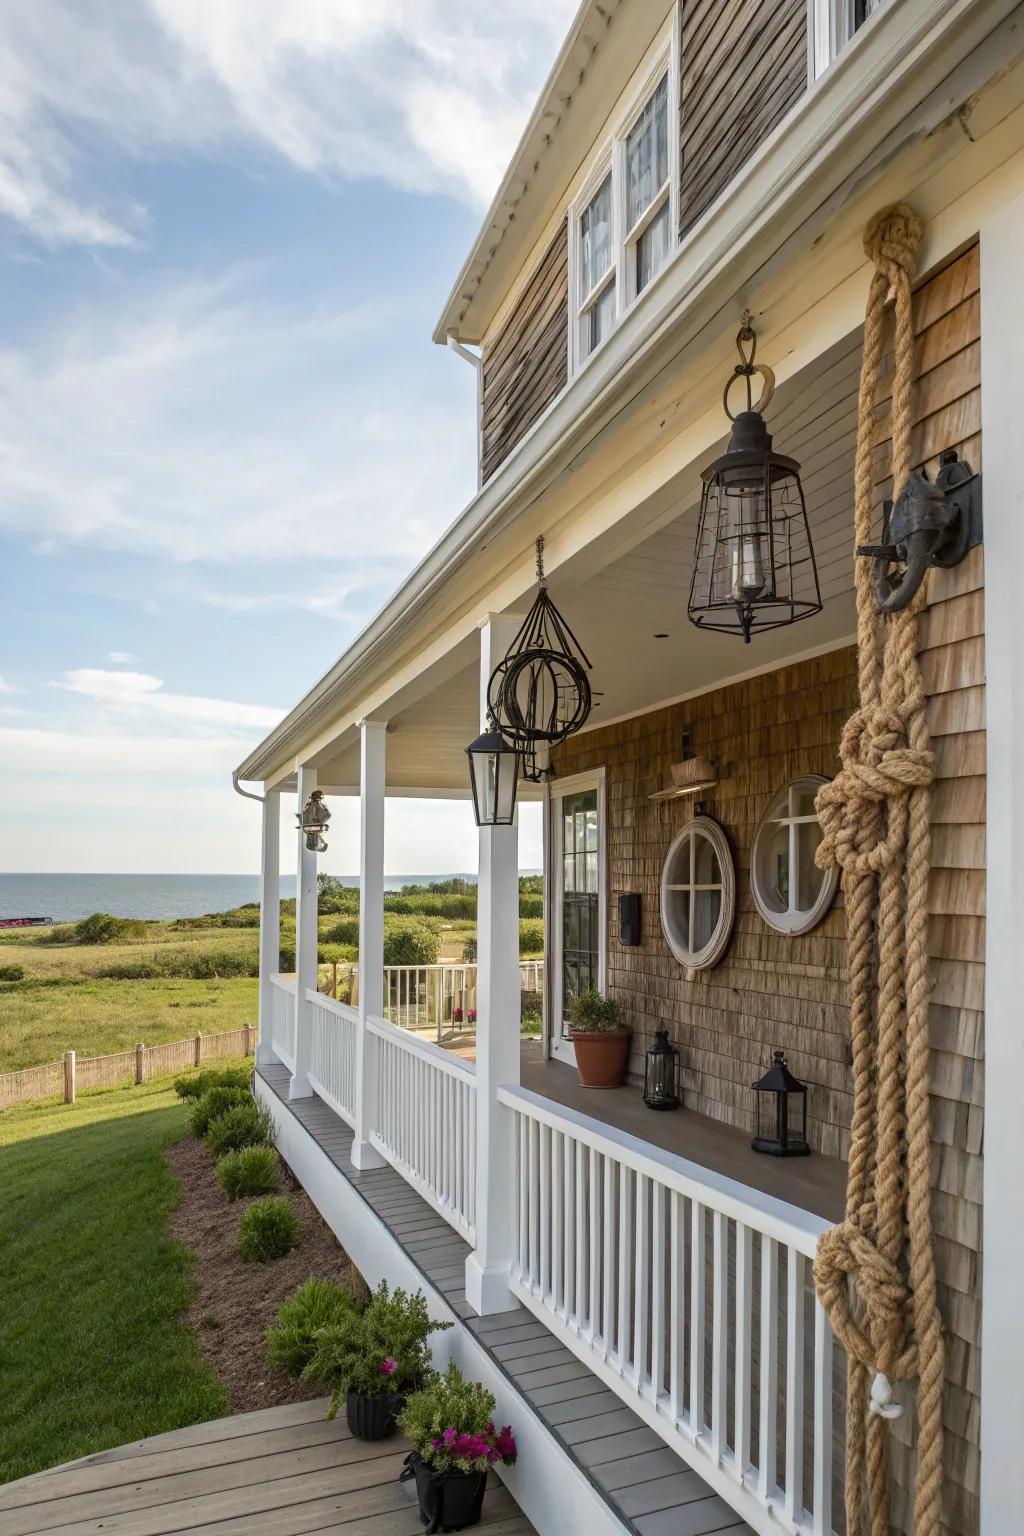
[811,204,945,1536]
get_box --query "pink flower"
[380,1358,397,1377]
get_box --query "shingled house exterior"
[234,4,1024,1533]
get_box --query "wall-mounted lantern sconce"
[297,789,331,853]
[466,719,519,827]
[856,449,982,614]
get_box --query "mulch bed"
[167,1137,367,1412]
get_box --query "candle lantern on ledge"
[644,1028,681,1112]
[751,1050,810,1156]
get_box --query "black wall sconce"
[618,892,642,947]
[857,449,982,614]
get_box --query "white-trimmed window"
[750,775,838,935]
[660,816,736,971]
[811,0,886,78]
[569,22,679,370]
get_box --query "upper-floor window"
[569,23,678,372]
[811,0,886,77]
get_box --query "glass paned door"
[552,785,603,1063]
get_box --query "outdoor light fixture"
[751,1049,810,1157]
[856,448,982,614]
[466,718,520,828]
[487,536,592,779]
[688,322,822,644]
[297,788,331,853]
[644,1027,681,1111]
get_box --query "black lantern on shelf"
[487,536,592,764]
[466,719,519,827]
[297,788,330,853]
[751,1050,810,1157]
[688,323,822,644]
[644,1028,681,1111]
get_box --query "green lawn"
[0,1076,229,1483]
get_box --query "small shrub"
[266,1276,363,1376]
[278,941,295,972]
[96,960,161,979]
[518,893,543,919]
[75,912,149,945]
[567,988,624,1033]
[382,920,438,968]
[399,1363,517,1474]
[237,1197,301,1263]
[189,1085,251,1137]
[324,916,360,947]
[303,1280,451,1417]
[174,1065,252,1101]
[519,918,544,955]
[217,1144,281,1201]
[205,1102,272,1157]
[0,964,25,982]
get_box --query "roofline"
[235,0,1018,787]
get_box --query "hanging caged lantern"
[688,322,822,644]
[487,536,592,777]
[465,718,520,827]
[297,788,331,853]
[644,1027,681,1111]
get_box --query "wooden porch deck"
[0,1397,533,1536]
[254,1062,753,1536]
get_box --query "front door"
[550,777,605,1065]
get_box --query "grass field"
[0,1075,229,1482]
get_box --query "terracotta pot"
[401,1451,488,1532]
[345,1388,405,1440]
[569,1028,632,1088]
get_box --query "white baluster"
[758,1235,779,1503]
[633,1173,650,1392]
[670,1192,686,1424]
[734,1222,753,1484]
[711,1212,728,1464]
[690,1201,706,1437]
[785,1249,806,1526]
[812,1298,833,1536]
[588,1147,600,1343]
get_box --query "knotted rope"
[812,204,945,1536]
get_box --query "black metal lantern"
[688,324,822,644]
[644,1027,681,1111]
[466,719,519,827]
[751,1050,810,1156]
[297,788,330,853]
[487,537,592,766]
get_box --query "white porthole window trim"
[660,815,736,971]
[751,774,839,936]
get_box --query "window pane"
[584,278,616,356]
[763,824,789,912]
[636,198,671,293]
[694,832,721,886]
[693,889,721,951]
[626,74,669,230]
[797,821,826,908]
[579,175,613,297]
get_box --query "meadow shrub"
[205,1102,272,1157]
[382,921,438,968]
[278,941,295,973]
[237,1197,301,1262]
[0,964,25,982]
[95,960,161,980]
[519,919,544,955]
[174,1065,252,1100]
[75,912,149,945]
[266,1276,363,1377]
[189,1085,251,1137]
[324,916,360,947]
[217,1144,280,1201]
[518,894,543,919]
[303,1280,451,1415]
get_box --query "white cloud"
[108,651,136,663]
[0,674,25,693]
[0,0,578,247]
[51,669,283,733]
[0,726,251,775]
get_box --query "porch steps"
[257,1063,751,1536]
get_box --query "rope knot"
[813,1214,915,1381]
[863,203,923,278]
[814,706,933,876]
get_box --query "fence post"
[64,1049,76,1105]
[194,1034,202,1067]
[351,965,359,1008]
[135,1042,145,1085]
[243,1022,253,1057]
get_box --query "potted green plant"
[567,988,631,1088]
[303,1281,450,1440]
[399,1362,517,1533]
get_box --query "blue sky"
[0,1,574,875]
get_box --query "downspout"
[232,769,264,804]
[447,330,483,491]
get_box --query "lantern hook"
[724,318,775,421]
[855,450,982,614]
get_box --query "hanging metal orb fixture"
[487,536,592,779]
[297,788,331,853]
[688,322,822,644]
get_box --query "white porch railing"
[368,1016,477,1243]
[306,990,358,1126]
[269,974,296,1071]
[328,960,544,1040]
[500,1086,839,1536]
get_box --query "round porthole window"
[660,816,736,970]
[751,775,838,936]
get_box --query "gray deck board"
[256,1063,755,1536]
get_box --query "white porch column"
[289,764,318,1100]
[351,720,388,1169]
[256,787,281,1067]
[980,197,1024,1535]
[466,615,522,1316]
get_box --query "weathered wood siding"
[550,242,983,1536]
[480,223,568,483]
[678,0,807,238]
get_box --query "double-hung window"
[811,0,886,77]
[569,23,678,371]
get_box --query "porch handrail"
[500,1084,839,1536]
[306,988,358,1125]
[366,1014,477,1243]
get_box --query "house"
[233,3,1024,1533]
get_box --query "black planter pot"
[401,1451,488,1533]
[345,1388,404,1441]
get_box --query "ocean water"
[0,873,478,923]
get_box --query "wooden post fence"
[63,1050,75,1105]
[135,1042,145,1085]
